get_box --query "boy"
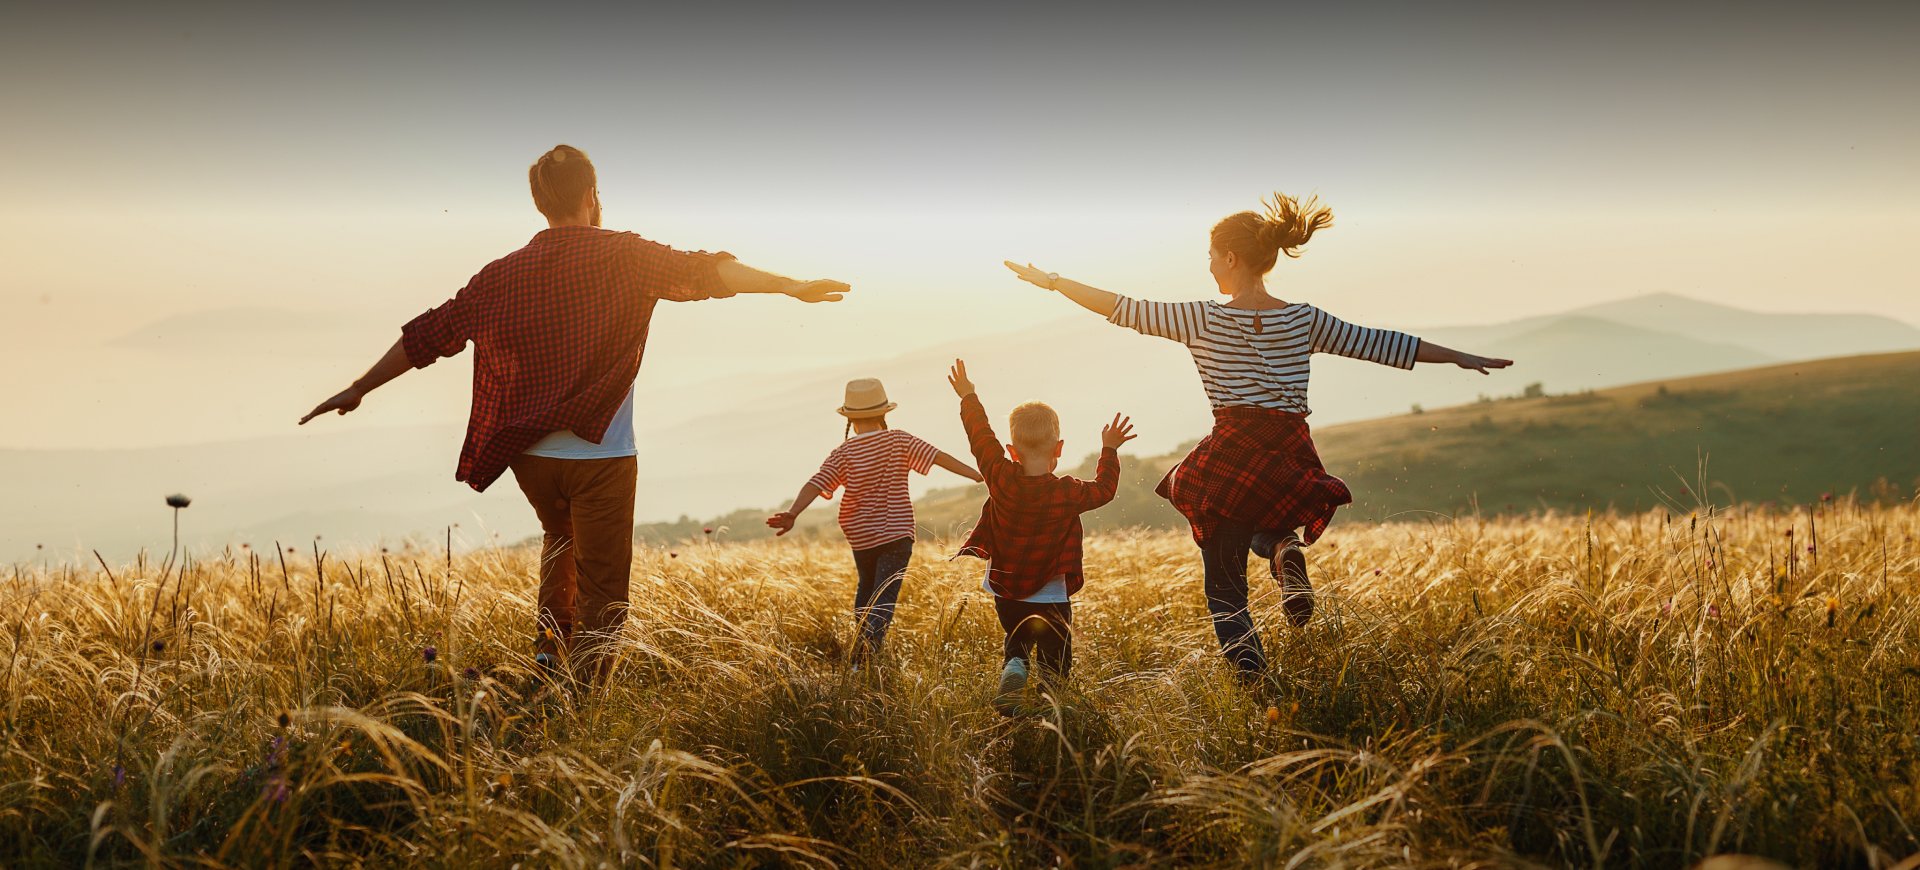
[946,359,1134,713]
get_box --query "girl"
[768,378,983,665]
[1005,193,1512,681]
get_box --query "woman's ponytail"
[1211,192,1334,274]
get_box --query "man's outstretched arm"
[715,258,849,303]
[299,338,411,424]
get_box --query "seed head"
[1265,705,1280,725]
[276,710,291,728]
[423,646,437,663]
[462,666,480,681]
[165,494,192,509]
[151,639,165,653]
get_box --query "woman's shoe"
[1272,537,1313,626]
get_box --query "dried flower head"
[423,646,437,663]
[165,493,192,509]
[277,710,291,728]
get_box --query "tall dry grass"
[2,500,1917,867]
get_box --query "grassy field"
[5,500,1919,867]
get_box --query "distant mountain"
[1568,293,1920,360]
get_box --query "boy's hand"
[787,279,850,304]
[766,511,797,536]
[299,385,364,425]
[1101,413,1137,450]
[1457,353,1513,375]
[947,359,976,398]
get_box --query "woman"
[1005,193,1511,681]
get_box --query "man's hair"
[1008,402,1060,452]
[529,145,596,219]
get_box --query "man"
[300,144,848,684]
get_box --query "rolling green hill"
[638,351,1920,544]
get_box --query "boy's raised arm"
[948,359,1008,484]
[1072,413,1133,511]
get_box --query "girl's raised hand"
[1003,261,1055,290]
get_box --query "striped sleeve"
[1107,295,1208,344]
[899,432,939,475]
[806,448,846,496]
[1307,306,1420,370]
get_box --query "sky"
[2,1,1917,453]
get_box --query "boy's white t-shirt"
[523,384,638,459]
[983,572,1070,604]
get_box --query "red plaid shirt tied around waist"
[953,393,1119,600]
[1157,406,1351,547]
[401,226,733,491]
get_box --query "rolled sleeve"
[399,296,472,369]
[628,234,736,302]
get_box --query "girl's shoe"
[995,657,1029,716]
[1271,537,1313,626]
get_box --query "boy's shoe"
[995,657,1029,716]
[1271,537,1314,626]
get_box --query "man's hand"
[1101,413,1137,450]
[1003,261,1055,290]
[766,511,797,536]
[787,279,850,304]
[1457,354,1514,375]
[300,386,365,425]
[947,359,976,398]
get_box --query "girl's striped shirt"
[807,429,940,550]
[1108,296,1421,414]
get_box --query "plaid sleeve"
[806,448,846,496]
[399,286,476,369]
[1307,305,1419,369]
[627,234,736,302]
[960,393,1016,491]
[901,432,939,475]
[1108,295,1207,344]
[1069,447,1122,512]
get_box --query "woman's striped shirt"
[806,428,940,551]
[1108,296,1421,414]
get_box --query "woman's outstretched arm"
[1414,340,1514,374]
[1004,261,1118,318]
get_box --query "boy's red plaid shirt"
[400,226,734,491]
[954,393,1119,599]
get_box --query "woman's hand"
[766,511,797,536]
[1003,261,1056,290]
[1456,353,1514,374]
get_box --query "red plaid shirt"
[954,393,1119,599]
[1156,406,1352,547]
[401,226,733,491]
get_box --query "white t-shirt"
[983,572,1071,604]
[522,384,638,459]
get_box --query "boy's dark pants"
[850,537,914,662]
[510,454,637,679]
[995,597,1073,676]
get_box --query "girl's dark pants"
[850,537,914,662]
[1200,520,1292,676]
[995,597,1073,676]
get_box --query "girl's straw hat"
[837,378,897,419]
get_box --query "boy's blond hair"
[1008,402,1060,452]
